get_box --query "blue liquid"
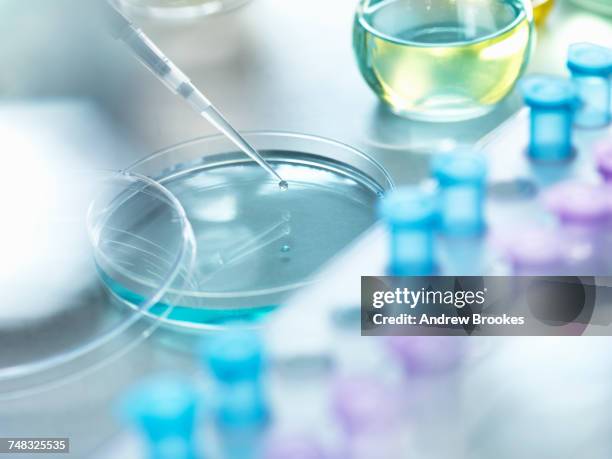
[104,153,384,326]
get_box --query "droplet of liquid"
[281,244,291,253]
[279,180,289,191]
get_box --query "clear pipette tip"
[104,1,287,189]
[200,105,288,188]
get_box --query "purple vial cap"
[385,336,464,374]
[506,227,563,269]
[595,140,612,182]
[543,182,609,225]
[332,378,397,435]
[263,435,328,459]
[605,184,612,213]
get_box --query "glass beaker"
[117,0,252,19]
[353,0,535,122]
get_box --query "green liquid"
[353,0,533,121]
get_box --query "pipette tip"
[279,180,289,191]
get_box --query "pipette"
[103,2,287,189]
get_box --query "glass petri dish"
[125,132,394,329]
[0,169,195,397]
[116,0,253,20]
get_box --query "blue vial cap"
[568,43,612,77]
[204,331,264,382]
[522,75,578,109]
[216,382,269,429]
[120,375,199,457]
[431,151,487,186]
[378,186,438,230]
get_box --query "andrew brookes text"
[361,276,609,336]
[370,285,524,327]
[372,312,525,326]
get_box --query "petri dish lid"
[0,169,196,397]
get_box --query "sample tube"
[543,182,610,274]
[544,182,609,226]
[432,151,487,237]
[332,378,402,459]
[505,227,565,275]
[120,375,200,459]
[593,147,612,274]
[567,43,612,128]
[384,336,464,457]
[595,140,612,182]
[263,435,328,459]
[204,331,268,427]
[378,187,439,276]
[522,75,578,162]
[203,331,269,459]
[385,336,464,374]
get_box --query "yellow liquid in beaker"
[353,0,533,121]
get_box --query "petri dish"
[125,132,394,329]
[116,0,252,20]
[0,169,195,397]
